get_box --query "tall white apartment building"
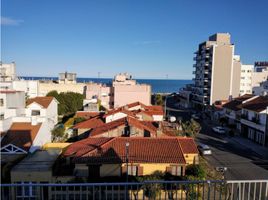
[191,33,241,107]
[240,64,254,95]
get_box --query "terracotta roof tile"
[75,111,102,119]
[88,117,157,137]
[1,122,41,151]
[177,138,199,154]
[223,94,255,111]
[73,117,105,129]
[241,96,268,112]
[27,97,55,108]
[64,137,188,164]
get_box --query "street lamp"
[216,166,227,180]
[125,142,130,182]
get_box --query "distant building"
[0,62,40,97]
[253,80,268,95]
[0,90,26,133]
[0,62,17,82]
[240,64,254,95]
[190,33,241,107]
[86,73,151,109]
[58,71,77,84]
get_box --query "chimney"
[31,116,38,126]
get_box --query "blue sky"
[1,0,268,79]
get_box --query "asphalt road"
[196,119,268,180]
[165,97,268,180]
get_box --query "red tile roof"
[63,137,188,164]
[73,117,105,129]
[27,97,55,108]
[223,94,255,111]
[75,111,101,119]
[127,102,147,109]
[177,138,199,154]
[89,117,157,137]
[241,96,268,112]
[1,122,41,151]
[103,108,136,118]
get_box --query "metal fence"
[1,180,268,200]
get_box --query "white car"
[212,126,226,134]
[191,114,200,120]
[197,144,212,155]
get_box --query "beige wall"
[39,82,86,96]
[114,85,151,108]
[211,44,234,103]
[100,164,121,177]
[183,154,199,165]
[11,171,53,182]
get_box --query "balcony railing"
[1,180,267,200]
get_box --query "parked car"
[197,143,212,155]
[191,114,200,120]
[169,116,176,122]
[212,126,226,134]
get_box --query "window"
[170,165,182,176]
[31,110,40,116]
[16,182,37,199]
[0,114,4,120]
[0,99,3,107]
[128,165,138,176]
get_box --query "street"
[197,119,268,180]
[166,97,268,180]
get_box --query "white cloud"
[1,16,24,26]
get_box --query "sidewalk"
[227,136,268,160]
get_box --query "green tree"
[47,91,84,116]
[186,164,206,180]
[52,127,67,142]
[155,94,163,106]
[181,119,201,137]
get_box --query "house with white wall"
[222,94,256,131]
[0,90,26,133]
[240,96,268,147]
[26,96,58,130]
[1,121,51,156]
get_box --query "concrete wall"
[105,112,127,123]
[30,121,52,153]
[114,85,151,108]
[210,44,234,104]
[39,82,85,96]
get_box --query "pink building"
[86,73,151,109]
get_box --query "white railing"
[1,180,268,200]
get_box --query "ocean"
[21,77,192,94]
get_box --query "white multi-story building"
[0,91,26,132]
[190,33,241,107]
[240,64,254,95]
[0,62,17,82]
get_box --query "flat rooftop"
[11,149,61,172]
